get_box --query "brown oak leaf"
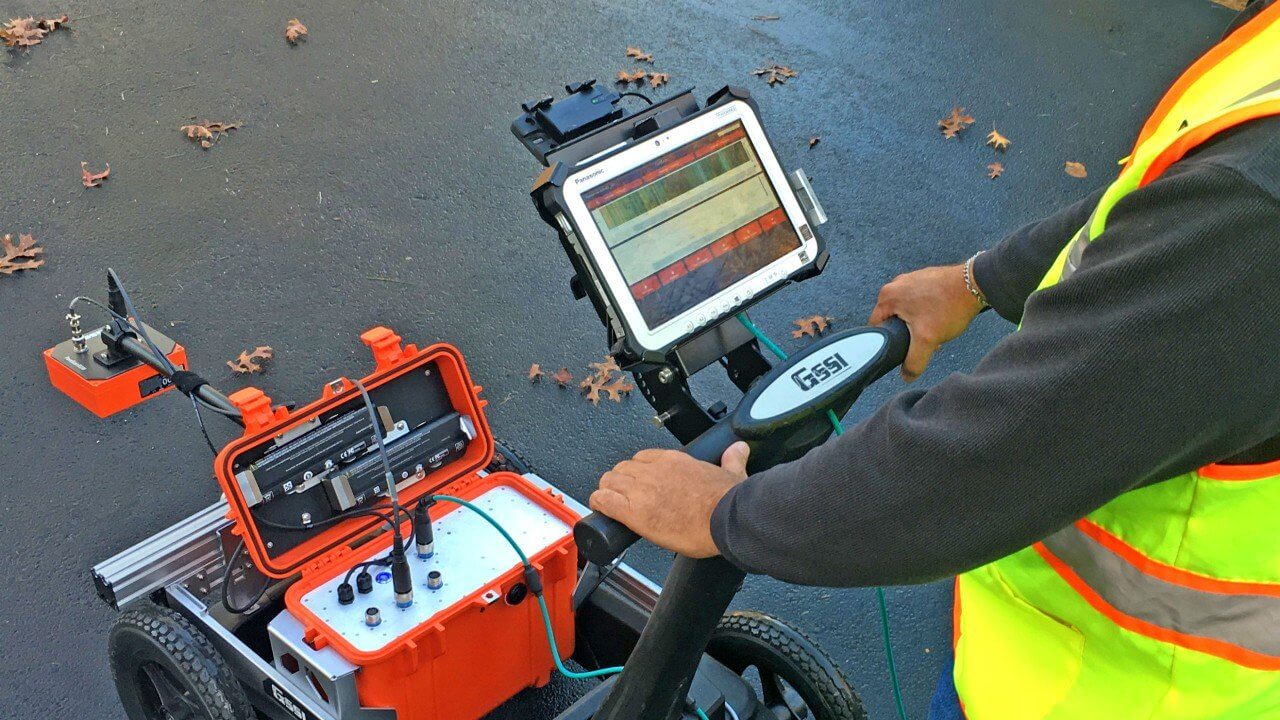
[587,355,622,379]
[285,18,307,44]
[616,69,648,85]
[527,363,545,382]
[39,14,68,31]
[987,162,1004,180]
[181,120,239,149]
[792,314,833,339]
[1212,0,1248,9]
[551,367,574,387]
[81,162,110,188]
[753,63,798,86]
[0,233,44,276]
[986,126,1011,151]
[1064,161,1088,179]
[1,17,47,48]
[228,346,274,374]
[600,377,635,403]
[938,107,975,139]
[625,46,653,63]
[647,72,670,89]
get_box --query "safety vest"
[953,5,1280,718]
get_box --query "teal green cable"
[735,314,909,720]
[433,492,717,720]
[431,494,624,679]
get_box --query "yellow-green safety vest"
[954,5,1280,718]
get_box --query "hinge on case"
[789,169,827,227]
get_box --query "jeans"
[926,657,963,720]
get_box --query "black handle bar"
[574,317,911,566]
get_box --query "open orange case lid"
[213,327,494,579]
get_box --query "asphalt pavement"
[0,0,1241,718]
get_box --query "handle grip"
[574,418,745,566]
[878,317,911,374]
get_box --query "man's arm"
[709,162,1280,586]
[971,187,1106,323]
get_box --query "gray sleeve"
[709,163,1280,587]
[971,187,1107,324]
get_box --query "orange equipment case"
[212,327,579,720]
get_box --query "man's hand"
[588,442,750,558]
[869,262,984,382]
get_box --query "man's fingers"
[633,448,681,463]
[868,299,894,326]
[599,470,633,493]
[719,441,750,478]
[902,333,935,382]
[589,488,632,522]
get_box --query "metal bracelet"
[963,252,989,308]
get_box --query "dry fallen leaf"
[625,46,653,63]
[600,377,635,403]
[753,63,798,86]
[987,161,1004,180]
[181,120,239,149]
[616,69,648,85]
[1064,161,1088,179]
[527,363,545,382]
[647,72,670,89]
[986,126,1011,151]
[41,14,68,31]
[587,355,622,378]
[792,314,834,339]
[1212,0,1248,9]
[228,346,274,374]
[80,162,110,188]
[0,233,44,276]
[1,17,46,48]
[938,107,976,139]
[285,18,308,44]
[808,136,821,149]
[551,367,574,387]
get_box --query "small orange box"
[44,334,188,418]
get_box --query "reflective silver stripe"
[1227,79,1280,109]
[1041,524,1280,658]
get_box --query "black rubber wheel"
[707,611,867,720]
[108,601,253,720]
[488,438,536,476]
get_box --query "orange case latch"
[228,387,289,436]
[361,326,420,372]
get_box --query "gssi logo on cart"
[790,353,851,392]
[264,680,317,720]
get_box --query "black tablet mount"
[512,80,830,446]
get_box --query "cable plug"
[414,498,436,559]
[337,582,355,605]
[390,535,414,608]
[356,570,373,594]
[523,565,544,598]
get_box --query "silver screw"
[301,512,312,525]
[652,411,675,429]
[657,367,676,384]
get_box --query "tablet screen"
[581,121,802,328]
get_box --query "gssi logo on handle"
[263,679,318,720]
[790,353,850,392]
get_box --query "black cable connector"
[390,540,413,608]
[523,565,544,598]
[356,570,374,594]
[414,499,436,559]
[337,582,355,605]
